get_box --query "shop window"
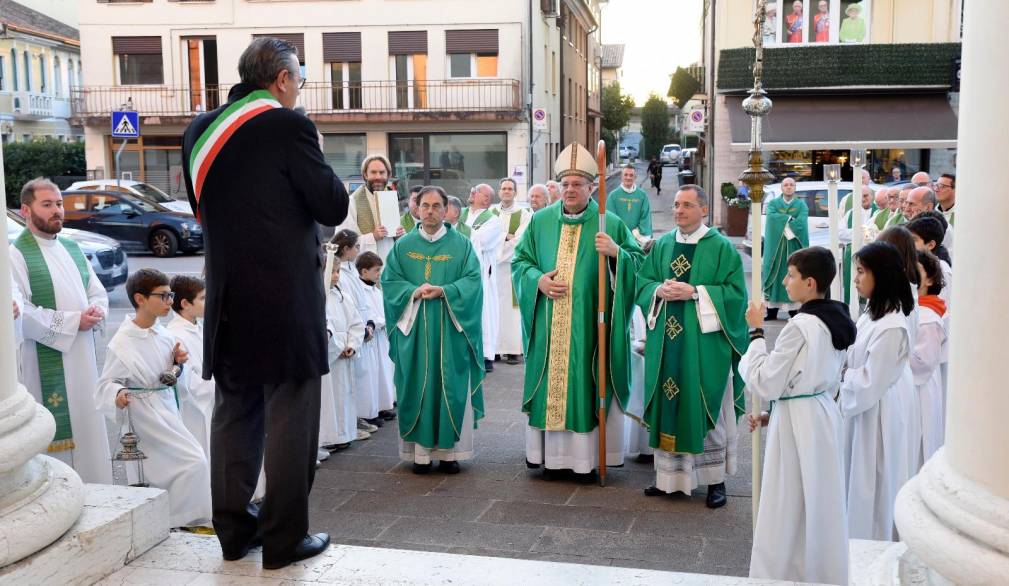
[389,133,507,203]
[322,134,367,179]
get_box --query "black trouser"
[210,351,322,563]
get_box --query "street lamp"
[849,147,867,319]
[824,163,842,300]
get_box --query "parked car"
[659,144,682,166]
[618,144,638,159]
[60,190,204,257]
[740,180,883,256]
[680,147,697,171]
[66,179,193,215]
[7,209,128,292]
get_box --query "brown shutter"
[112,36,162,55]
[388,31,427,55]
[322,32,361,62]
[446,29,499,54]
[252,33,306,62]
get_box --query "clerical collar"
[32,231,60,245]
[620,183,636,193]
[938,202,955,212]
[676,224,709,244]
[562,205,589,219]
[419,224,447,242]
[498,202,515,213]
[782,194,794,202]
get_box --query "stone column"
[892,0,1009,582]
[0,141,85,568]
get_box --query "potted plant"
[721,182,750,236]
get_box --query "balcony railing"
[71,79,523,120]
[11,91,60,118]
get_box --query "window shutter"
[388,31,428,55]
[446,29,499,54]
[112,36,163,55]
[323,32,362,62]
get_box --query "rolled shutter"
[388,31,428,55]
[112,36,162,55]
[446,29,499,55]
[323,32,362,62]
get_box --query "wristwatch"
[690,288,699,301]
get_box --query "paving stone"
[318,453,401,474]
[627,499,753,541]
[478,501,635,533]
[432,476,578,505]
[309,510,400,540]
[338,492,493,522]
[531,527,703,568]
[377,517,546,552]
[313,469,445,495]
[308,489,357,514]
[334,538,449,554]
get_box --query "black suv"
[60,190,203,257]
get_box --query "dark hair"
[418,185,448,207]
[126,268,170,309]
[916,250,945,296]
[876,226,920,286]
[905,216,944,249]
[409,185,423,195]
[788,246,836,295]
[330,229,359,257]
[853,242,915,320]
[20,177,60,206]
[914,210,952,265]
[499,178,517,190]
[940,173,955,188]
[677,184,709,207]
[622,164,636,172]
[169,274,206,313]
[356,251,383,272]
[238,37,299,89]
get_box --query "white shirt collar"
[419,224,448,242]
[676,223,709,244]
[497,202,516,213]
[32,231,59,246]
[620,183,637,193]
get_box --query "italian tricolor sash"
[13,229,91,452]
[189,89,281,215]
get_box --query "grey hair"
[238,37,299,89]
[20,177,61,206]
[677,184,709,207]
[918,188,937,207]
[473,183,494,197]
[546,180,560,189]
[528,184,548,196]
[446,196,463,212]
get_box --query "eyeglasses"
[147,291,175,303]
[934,182,952,190]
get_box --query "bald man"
[545,180,562,204]
[871,188,893,230]
[839,168,873,215]
[911,171,932,187]
[528,184,549,212]
[905,186,937,220]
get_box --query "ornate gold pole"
[738,0,775,533]
[596,140,609,487]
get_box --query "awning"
[727,93,958,150]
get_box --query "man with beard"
[9,178,112,484]
[337,155,405,262]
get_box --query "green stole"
[13,230,91,452]
[352,185,380,234]
[873,208,891,231]
[455,221,472,238]
[460,207,495,230]
[495,207,524,306]
[400,212,417,233]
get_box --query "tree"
[601,83,634,133]
[640,94,672,160]
[4,139,86,208]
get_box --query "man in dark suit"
[182,37,348,570]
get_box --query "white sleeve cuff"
[695,286,722,334]
[396,297,422,335]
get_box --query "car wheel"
[150,229,178,258]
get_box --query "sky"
[601,0,705,105]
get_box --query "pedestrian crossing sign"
[111,111,140,138]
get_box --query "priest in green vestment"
[634,185,747,508]
[512,142,644,482]
[399,186,421,233]
[840,184,877,304]
[608,165,653,247]
[762,177,808,320]
[382,186,485,475]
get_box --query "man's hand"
[395,226,406,237]
[420,286,444,300]
[538,269,569,300]
[340,347,356,359]
[373,226,389,240]
[79,309,102,331]
[747,411,770,432]
[412,285,428,299]
[12,300,19,320]
[172,342,189,365]
[656,280,695,301]
[115,389,130,410]
[594,233,618,258]
[746,300,766,329]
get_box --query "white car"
[659,144,681,166]
[66,180,193,215]
[742,180,884,254]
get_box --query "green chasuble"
[841,203,877,304]
[607,186,653,236]
[634,229,748,454]
[400,212,417,233]
[512,199,644,433]
[761,196,809,304]
[454,221,472,238]
[872,208,891,231]
[884,209,906,228]
[382,224,485,450]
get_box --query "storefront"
[388,132,507,200]
[103,135,188,198]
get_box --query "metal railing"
[71,79,522,118]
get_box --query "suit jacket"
[182,83,348,385]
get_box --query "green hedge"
[4,139,86,208]
[717,43,961,92]
[668,67,702,107]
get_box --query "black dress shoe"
[262,533,330,570]
[412,462,432,475]
[505,354,520,365]
[222,535,262,561]
[484,359,494,372]
[526,459,541,469]
[572,471,598,485]
[706,482,727,509]
[542,467,562,481]
[643,485,665,497]
[379,409,397,421]
[635,453,654,464]
[438,460,461,474]
[365,417,384,427]
[765,308,779,321]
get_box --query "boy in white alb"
[744,247,855,586]
[356,251,396,419]
[96,269,212,529]
[166,275,214,457]
[321,257,365,450]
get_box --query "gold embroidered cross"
[663,378,680,401]
[665,315,683,340]
[406,252,452,281]
[47,392,64,408]
[670,254,691,278]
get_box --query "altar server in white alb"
[97,269,212,529]
[910,250,947,464]
[355,251,397,419]
[321,257,365,450]
[460,183,504,372]
[166,275,215,456]
[840,241,915,541]
[743,247,855,586]
[491,178,532,365]
[10,178,112,484]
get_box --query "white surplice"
[10,235,112,484]
[322,286,365,446]
[900,293,923,481]
[840,310,911,541]
[910,305,948,465]
[743,314,849,586]
[463,209,503,361]
[165,315,214,458]
[623,309,652,459]
[358,279,396,412]
[491,204,531,356]
[96,318,212,528]
[340,261,381,420]
[335,187,396,263]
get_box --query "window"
[389,132,507,200]
[768,0,870,46]
[0,56,5,91]
[389,31,428,109]
[54,57,62,97]
[89,195,124,214]
[445,29,499,79]
[62,194,87,211]
[447,53,498,78]
[23,51,31,91]
[323,32,362,110]
[322,134,367,178]
[113,37,164,85]
[10,50,17,91]
[39,54,46,93]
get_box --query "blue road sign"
[111,111,140,138]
